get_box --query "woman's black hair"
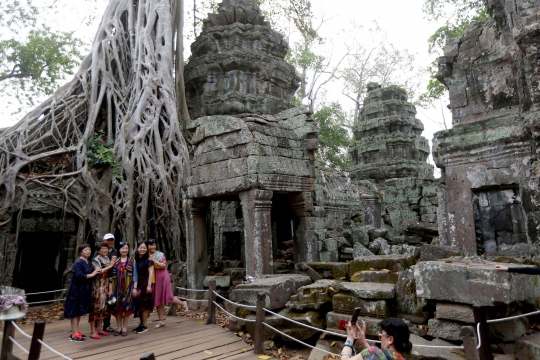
[134,240,149,261]
[77,243,91,255]
[381,318,412,353]
[117,241,130,251]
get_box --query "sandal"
[89,334,101,339]
[113,329,121,336]
[121,330,128,337]
[155,320,165,328]
[97,330,110,336]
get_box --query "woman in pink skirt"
[147,239,188,328]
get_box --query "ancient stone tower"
[184,0,300,119]
[350,83,434,182]
[350,84,438,237]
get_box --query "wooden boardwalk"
[7,314,261,359]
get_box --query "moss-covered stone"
[332,293,390,318]
[350,270,400,284]
[300,262,349,280]
[349,255,415,274]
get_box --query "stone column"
[183,199,208,290]
[288,192,319,263]
[361,194,381,228]
[239,189,273,278]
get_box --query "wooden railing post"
[206,280,216,325]
[1,321,15,360]
[254,292,266,355]
[27,320,46,360]
[140,353,156,360]
[461,326,480,360]
[473,306,493,360]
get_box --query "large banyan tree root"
[0,0,190,281]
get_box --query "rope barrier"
[28,298,66,305]
[264,308,348,340]
[11,322,32,339]
[213,291,257,310]
[476,323,482,350]
[176,296,207,303]
[25,289,65,296]
[38,340,73,360]
[213,301,256,323]
[487,309,540,323]
[176,287,207,293]
[263,323,341,357]
[9,337,29,355]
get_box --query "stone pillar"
[361,194,381,228]
[288,192,319,263]
[239,189,273,278]
[184,199,209,290]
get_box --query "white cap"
[103,233,115,240]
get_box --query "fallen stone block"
[335,282,395,300]
[203,275,231,288]
[230,274,311,310]
[490,314,529,342]
[332,293,390,318]
[350,255,416,274]
[353,243,375,257]
[298,262,349,280]
[414,259,540,306]
[350,270,400,284]
[420,244,461,261]
[286,279,336,311]
[427,319,463,341]
[245,308,324,342]
[395,268,429,324]
[436,302,473,324]
[308,339,344,360]
[515,332,540,360]
[408,334,465,360]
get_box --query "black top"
[92,248,118,261]
[507,267,540,274]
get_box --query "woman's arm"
[147,265,154,293]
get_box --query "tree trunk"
[0,0,191,283]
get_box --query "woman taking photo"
[147,239,188,328]
[88,242,114,339]
[132,240,154,334]
[109,242,137,337]
[341,318,412,360]
[64,244,101,342]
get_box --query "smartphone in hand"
[350,307,361,325]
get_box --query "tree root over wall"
[0,0,190,283]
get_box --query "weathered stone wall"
[433,0,540,256]
[184,0,300,119]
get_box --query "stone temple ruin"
[2,0,540,357]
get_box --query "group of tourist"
[64,234,187,342]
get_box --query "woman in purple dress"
[64,244,101,342]
[147,239,188,328]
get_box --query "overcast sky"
[0,0,451,171]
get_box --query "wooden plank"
[9,315,262,360]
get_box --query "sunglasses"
[119,242,129,247]
[146,239,156,244]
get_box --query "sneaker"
[104,326,115,332]
[132,324,143,333]
[135,325,148,334]
[69,334,86,342]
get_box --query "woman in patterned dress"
[108,242,137,337]
[132,240,154,334]
[341,318,412,360]
[147,239,188,328]
[88,242,113,339]
[64,244,101,342]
